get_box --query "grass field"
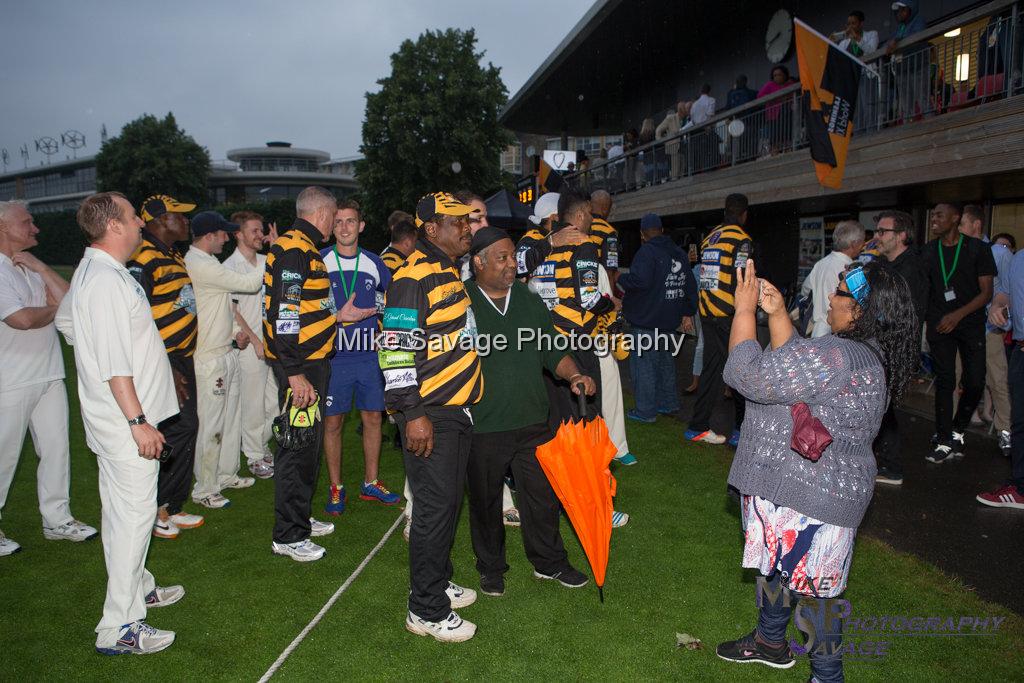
[1,340,1022,682]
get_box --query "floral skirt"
[741,495,856,598]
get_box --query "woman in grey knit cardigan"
[715,260,919,682]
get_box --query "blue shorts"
[325,356,385,416]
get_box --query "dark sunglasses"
[833,287,857,300]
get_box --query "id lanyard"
[332,247,361,301]
[938,234,963,293]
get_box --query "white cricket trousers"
[599,353,630,457]
[0,380,73,529]
[192,350,243,498]
[235,347,278,464]
[95,452,158,647]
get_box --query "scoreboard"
[515,174,536,206]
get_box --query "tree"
[96,113,210,206]
[356,28,512,233]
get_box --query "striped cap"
[414,192,473,228]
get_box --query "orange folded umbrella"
[536,390,618,601]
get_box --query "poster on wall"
[798,216,824,287]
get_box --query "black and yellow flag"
[795,18,863,189]
[537,158,564,194]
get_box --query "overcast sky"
[0,0,592,166]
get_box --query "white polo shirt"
[56,247,177,458]
[0,252,65,392]
[184,246,263,361]
[223,248,266,336]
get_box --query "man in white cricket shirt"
[0,200,97,556]
[223,211,278,479]
[184,211,263,508]
[56,192,184,655]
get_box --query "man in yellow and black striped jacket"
[589,190,620,287]
[379,192,482,641]
[380,217,417,276]
[687,192,753,447]
[263,187,338,562]
[532,191,616,420]
[127,194,203,536]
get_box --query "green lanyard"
[332,247,361,301]
[938,235,963,289]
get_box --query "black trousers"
[397,405,473,622]
[271,360,329,544]
[549,348,602,422]
[927,324,986,442]
[874,405,902,476]
[467,422,568,578]
[690,316,745,433]
[158,352,198,515]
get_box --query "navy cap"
[640,212,663,230]
[191,211,239,238]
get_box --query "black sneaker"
[480,574,505,597]
[926,443,955,463]
[875,468,903,486]
[716,630,796,669]
[951,431,966,457]
[533,567,589,588]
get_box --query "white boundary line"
[258,512,406,682]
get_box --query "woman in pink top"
[757,65,797,154]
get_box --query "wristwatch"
[127,414,147,426]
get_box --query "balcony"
[562,0,1024,220]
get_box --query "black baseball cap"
[191,211,239,238]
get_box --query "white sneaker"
[405,610,476,643]
[309,518,335,537]
[168,511,204,529]
[96,620,175,655]
[145,585,185,608]
[43,519,98,542]
[223,475,255,490]
[612,510,630,528]
[192,493,231,509]
[0,529,21,556]
[153,516,179,539]
[272,539,325,562]
[446,581,477,609]
[249,460,274,479]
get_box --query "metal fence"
[566,5,1022,195]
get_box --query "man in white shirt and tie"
[184,211,264,509]
[56,191,183,655]
[0,200,97,557]
[223,211,278,479]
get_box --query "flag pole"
[794,17,879,78]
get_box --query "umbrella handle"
[576,382,586,417]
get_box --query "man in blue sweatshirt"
[618,213,698,423]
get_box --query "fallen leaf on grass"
[675,633,703,650]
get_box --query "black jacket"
[885,245,928,327]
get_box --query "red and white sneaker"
[976,484,1024,510]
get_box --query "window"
[499,143,522,174]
